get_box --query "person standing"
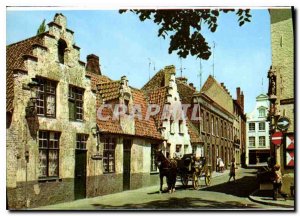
[228,158,236,183]
[216,156,220,172]
[219,158,225,173]
[272,164,287,200]
[173,146,182,160]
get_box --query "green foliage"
[119,9,251,60]
[37,19,46,35]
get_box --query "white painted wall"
[246,94,270,165]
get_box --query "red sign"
[272,131,283,145]
[286,151,294,167]
[286,134,294,150]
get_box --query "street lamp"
[25,79,39,120]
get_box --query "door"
[123,139,132,191]
[212,145,215,171]
[74,150,87,200]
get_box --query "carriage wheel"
[205,168,212,186]
[193,173,199,190]
[181,173,189,188]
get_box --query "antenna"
[148,58,151,81]
[197,59,203,90]
[212,41,215,78]
[179,58,186,77]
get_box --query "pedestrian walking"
[272,164,288,200]
[228,158,236,183]
[219,158,225,173]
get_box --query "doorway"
[123,139,132,191]
[74,149,87,200]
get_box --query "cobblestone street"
[34,168,292,210]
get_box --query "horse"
[155,150,177,193]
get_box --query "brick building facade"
[268,8,294,195]
[6,13,163,209]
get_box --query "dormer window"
[124,99,130,115]
[58,39,67,64]
[259,108,266,117]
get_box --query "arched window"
[58,39,67,64]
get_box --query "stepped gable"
[6,33,46,113]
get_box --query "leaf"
[239,21,245,26]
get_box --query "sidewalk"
[249,189,295,208]
[212,169,229,178]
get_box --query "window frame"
[150,145,158,172]
[249,122,255,131]
[103,137,116,174]
[249,136,255,147]
[76,134,88,150]
[36,77,57,118]
[69,85,84,121]
[259,122,265,131]
[259,136,266,147]
[38,131,60,178]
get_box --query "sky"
[6,8,272,114]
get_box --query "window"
[103,137,116,173]
[249,123,255,131]
[215,118,218,136]
[259,136,266,147]
[200,110,204,132]
[249,137,255,147]
[179,120,184,134]
[259,122,265,131]
[220,120,223,137]
[184,145,189,154]
[69,86,84,121]
[124,99,130,114]
[211,117,214,135]
[58,39,67,64]
[170,119,174,134]
[206,113,210,133]
[38,131,60,178]
[151,145,158,172]
[36,77,57,117]
[76,134,88,150]
[259,109,266,117]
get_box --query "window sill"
[37,115,56,119]
[178,132,184,136]
[170,132,175,135]
[103,172,116,175]
[150,171,159,175]
[69,119,85,123]
[38,177,62,183]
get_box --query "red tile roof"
[186,119,202,143]
[6,34,45,112]
[96,85,163,140]
[97,80,121,102]
[147,86,168,125]
[131,89,162,140]
[86,72,112,91]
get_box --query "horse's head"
[154,149,164,167]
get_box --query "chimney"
[241,92,244,111]
[189,83,196,90]
[177,77,188,84]
[86,54,101,75]
[236,87,241,104]
[163,65,176,86]
[54,13,67,29]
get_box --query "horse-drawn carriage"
[155,151,212,193]
[177,154,212,189]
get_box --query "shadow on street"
[201,176,259,197]
[91,196,258,210]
